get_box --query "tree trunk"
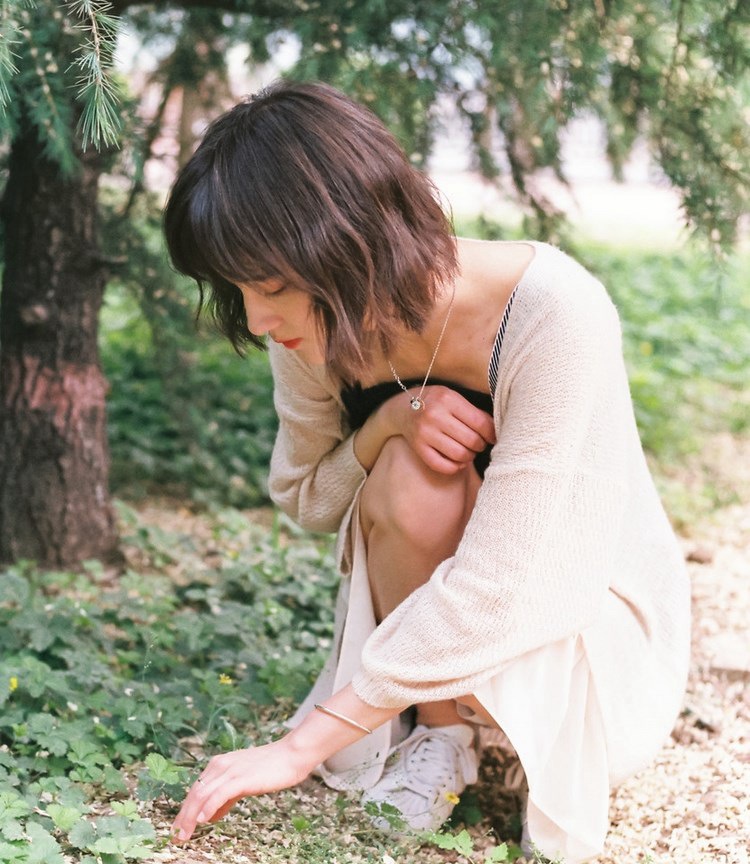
[0,124,119,567]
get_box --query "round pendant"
[410,397,425,411]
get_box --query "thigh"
[359,437,482,620]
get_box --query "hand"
[399,385,496,474]
[171,738,313,843]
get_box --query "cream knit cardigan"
[268,243,690,773]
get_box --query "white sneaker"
[361,723,479,833]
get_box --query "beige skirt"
[289,495,675,863]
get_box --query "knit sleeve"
[351,278,632,708]
[267,343,367,533]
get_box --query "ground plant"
[0,511,339,862]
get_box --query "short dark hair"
[163,79,457,379]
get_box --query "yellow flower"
[9,676,18,692]
[218,674,234,686]
[444,791,460,805]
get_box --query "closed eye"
[254,278,286,297]
[236,279,286,298]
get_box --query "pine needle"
[66,0,122,149]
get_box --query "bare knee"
[360,437,477,550]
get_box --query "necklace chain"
[387,286,456,411]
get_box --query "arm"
[269,343,496,532]
[172,684,404,842]
[267,343,367,532]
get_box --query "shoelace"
[397,728,478,791]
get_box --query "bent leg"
[359,436,482,727]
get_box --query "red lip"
[277,338,302,349]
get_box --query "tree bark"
[0,124,119,567]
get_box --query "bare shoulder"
[455,238,536,306]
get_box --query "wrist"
[279,728,326,775]
[282,686,403,768]
[378,392,406,438]
[353,398,401,471]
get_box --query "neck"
[374,284,456,394]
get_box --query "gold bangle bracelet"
[314,703,373,735]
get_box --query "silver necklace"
[387,286,456,411]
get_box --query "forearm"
[285,684,404,767]
[270,432,368,532]
[352,398,402,472]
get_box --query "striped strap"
[488,285,518,398]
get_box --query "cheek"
[303,308,326,360]
[305,306,325,344]
[302,339,326,366]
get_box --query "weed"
[0,509,338,861]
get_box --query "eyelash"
[236,283,285,298]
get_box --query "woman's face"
[236,279,325,365]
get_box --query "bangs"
[167,161,292,290]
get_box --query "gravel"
[596,498,750,864]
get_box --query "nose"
[242,292,281,337]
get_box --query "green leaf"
[102,766,128,794]
[0,792,31,822]
[68,738,109,766]
[0,573,30,607]
[93,837,126,854]
[68,819,98,850]
[92,820,155,857]
[0,840,26,862]
[27,714,69,757]
[453,829,475,856]
[485,843,510,862]
[426,828,474,855]
[46,803,84,832]
[111,800,139,820]
[0,792,31,840]
[0,821,24,842]
[25,822,64,864]
[143,753,180,784]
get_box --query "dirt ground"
[136,435,750,864]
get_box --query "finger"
[210,794,244,823]
[419,447,469,475]
[441,416,494,454]
[172,774,217,842]
[193,778,250,829]
[428,431,481,466]
[416,410,478,452]
[424,388,496,444]
[450,406,495,445]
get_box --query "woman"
[163,79,690,862]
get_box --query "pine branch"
[0,0,25,111]
[66,0,123,149]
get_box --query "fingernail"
[178,829,188,841]
[197,811,205,822]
